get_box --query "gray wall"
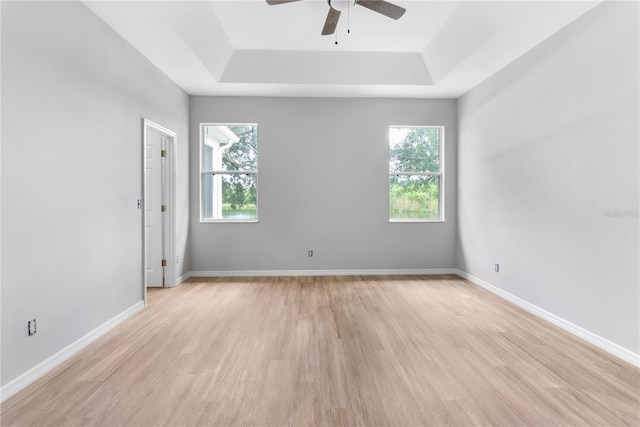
[1,1,190,386]
[190,97,457,272]
[457,1,639,353]
[3,0,635,393]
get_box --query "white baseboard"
[188,268,457,278]
[0,301,145,403]
[455,270,640,368]
[177,271,193,285]
[3,271,636,405]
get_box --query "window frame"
[388,125,445,223]
[199,122,259,223]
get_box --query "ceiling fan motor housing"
[328,0,356,12]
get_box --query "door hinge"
[161,205,167,212]
[161,259,167,267]
[161,150,167,158]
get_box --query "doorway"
[143,119,176,304]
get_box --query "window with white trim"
[200,123,258,222]
[389,126,444,222]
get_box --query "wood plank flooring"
[1,275,638,426]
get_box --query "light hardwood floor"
[2,275,638,426]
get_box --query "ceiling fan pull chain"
[347,1,351,33]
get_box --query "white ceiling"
[84,0,601,98]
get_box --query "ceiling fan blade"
[322,7,341,35]
[356,0,406,20]
[266,0,302,5]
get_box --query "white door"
[145,131,165,287]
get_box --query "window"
[200,123,258,222]
[389,126,444,222]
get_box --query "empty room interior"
[1,0,639,425]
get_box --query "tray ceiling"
[84,0,600,98]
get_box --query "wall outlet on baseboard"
[28,319,37,336]
[494,263,500,273]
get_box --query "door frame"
[142,118,177,305]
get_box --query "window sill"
[389,219,445,223]
[200,219,259,224]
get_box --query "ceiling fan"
[266,0,406,36]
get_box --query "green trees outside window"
[389,126,443,221]
[201,124,258,221]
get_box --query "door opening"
[142,119,176,304]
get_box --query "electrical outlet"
[176,255,180,263]
[495,263,500,273]
[28,319,37,336]
[308,250,314,257]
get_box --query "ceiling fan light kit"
[266,0,406,42]
[328,0,357,12]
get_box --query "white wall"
[1,1,190,386]
[190,97,457,273]
[457,1,639,354]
